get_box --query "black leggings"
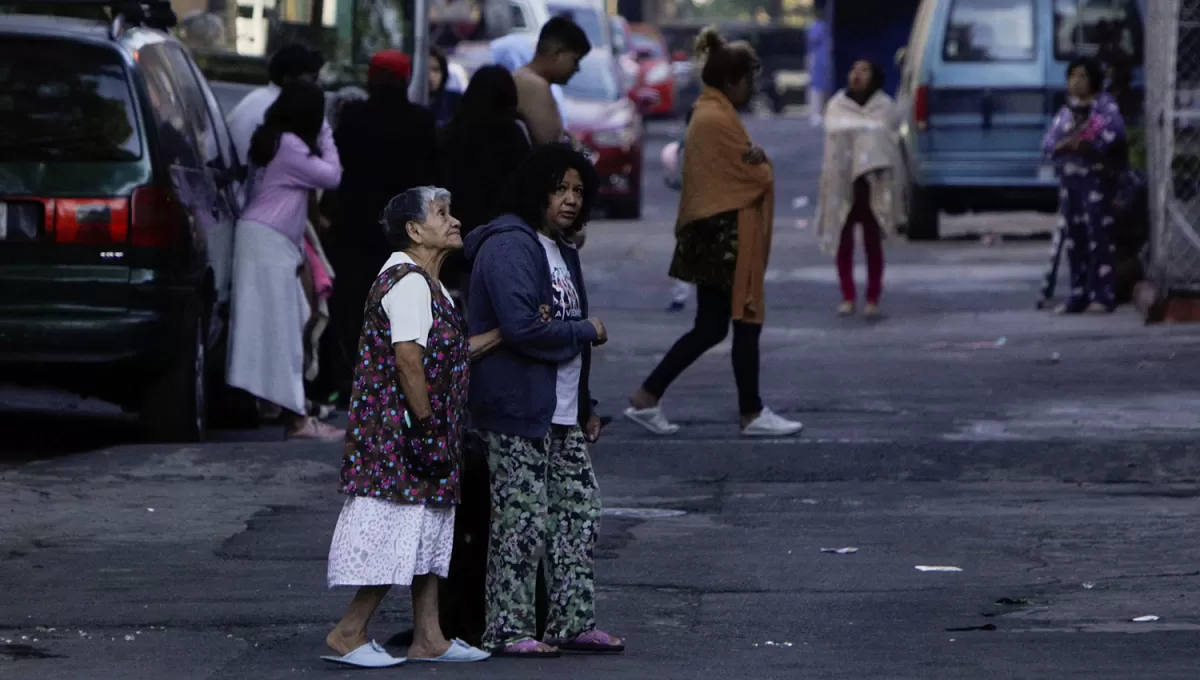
[642,285,763,415]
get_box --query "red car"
[563,49,644,219]
[627,31,675,118]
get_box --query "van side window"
[138,46,202,169]
[1053,0,1143,65]
[942,0,1036,62]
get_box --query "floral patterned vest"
[338,262,469,506]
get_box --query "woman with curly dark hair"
[461,143,623,657]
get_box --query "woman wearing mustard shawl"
[623,27,804,439]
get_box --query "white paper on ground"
[915,565,963,572]
[1132,615,1160,622]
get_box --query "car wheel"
[139,307,207,442]
[906,185,941,241]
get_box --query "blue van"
[894,0,1144,240]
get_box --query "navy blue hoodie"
[464,214,599,438]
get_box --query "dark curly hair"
[498,143,599,235]
[1067,56,1105,96]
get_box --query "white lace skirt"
[326,497,456,587]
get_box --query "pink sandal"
[552,629,625,654]
[287,417,343,441]
[491,639,561,658]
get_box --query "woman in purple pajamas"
[1041,56,1127,314]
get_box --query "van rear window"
[0,38,141,162]
[943,0,1037,63]
[1053,0,1143,64]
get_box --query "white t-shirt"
[226,84,281,167]
[538,234,583,426]
[379,253,454,347]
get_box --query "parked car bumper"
[0,309,170,365]
[910,153,1057,189]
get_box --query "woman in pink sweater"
[227,81,344,440]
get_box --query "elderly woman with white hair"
[323,186,500,668]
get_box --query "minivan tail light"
[53,198,129,245]
[130,185,186,248]
[914,85,930,130]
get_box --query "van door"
[924,0,1046,157]
[161,43,239,342]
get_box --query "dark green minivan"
[0,3,241,440]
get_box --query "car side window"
[138,45,203,169]
[158,44,221,167]
[509,2,527,30]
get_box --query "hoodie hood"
[463,213,535,261]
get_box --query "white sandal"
[623,405,680,435]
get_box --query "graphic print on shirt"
[549,259,582,322]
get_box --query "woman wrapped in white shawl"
[815,60,907,318]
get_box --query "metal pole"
[411,0,430,106]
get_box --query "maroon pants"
[836,179,885,304]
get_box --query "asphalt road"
[5,115,1200,679]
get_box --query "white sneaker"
[623,405,680,435]
[741,408,804,437]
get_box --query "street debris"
[946,624,997,632]
[1132,615,1160,623]
[800,498,820,505]
[147,508,156,513]
[925,338,1007,351]
[1035,352,1062,366]
[792,196,809,209]
[915,565,963,572]
[602,507,687,519]
[794,218,809,230]
[994,597,1036,606]
[821,547,859,555]
[753,641,795,648]
[1082,581,1096,589]
[124,635,135,641]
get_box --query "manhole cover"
[603,507,687,519]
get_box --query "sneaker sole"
[741,425,804,438]
[622,408,681,436]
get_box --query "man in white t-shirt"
[226,44,325,167]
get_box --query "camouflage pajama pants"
[479,425,601,649]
